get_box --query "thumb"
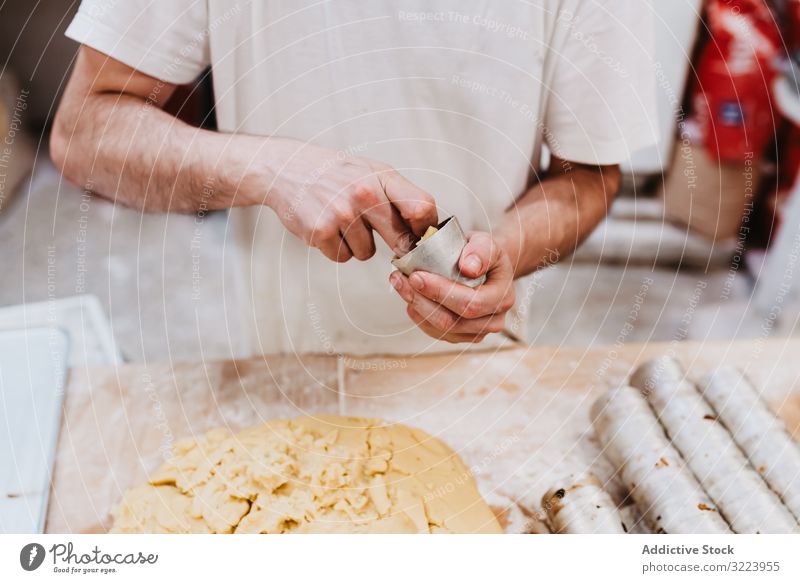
[381,171,439,236]
[458,232,495,278]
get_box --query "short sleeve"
[65,0,210,84]
[544,0,658,165]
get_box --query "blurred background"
[1,0,800,364]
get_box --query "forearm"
[495,160,620,278]
[51,93,269,212]
[52,47,438,264]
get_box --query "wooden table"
[46,340,800,533]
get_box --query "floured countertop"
[46,340,800,533]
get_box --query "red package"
[688,0,782,162]
[786,0,800,50]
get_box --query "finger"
[407,289,461,333]
[408,289,507,334]
[408,264,515,319]
[378,170,438,236]
[317,235,353,263]
[341,218,376,261]
[389,271,415,303]
[363,200,417,256]
[454,312,507,335]
[458,232,495,278]
[407,306,487,344]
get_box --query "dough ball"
[111,416,502,534]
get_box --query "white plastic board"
[0,327,69,533]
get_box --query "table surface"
[46,339,800,533]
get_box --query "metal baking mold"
[391,216,486,288]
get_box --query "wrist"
[494,226,522,278]
[232,135,280,208]
[223,135,302,209]
[247,136,325,212]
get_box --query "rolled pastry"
[699,366,800,522]
[542,474,627,533]
[631,357,798,533]
[591,386,731,534]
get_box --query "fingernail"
[464,255,481,273]
[409,273,424,291]
[390,273,402,291]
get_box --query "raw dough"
[416,225,438,245]
[111,416,502,534]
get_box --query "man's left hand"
[389,232,516,343]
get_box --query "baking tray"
[0,327,69,533]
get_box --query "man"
[51,1,656,356]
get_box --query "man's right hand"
[262,141,438,262]
[51,47,436,263]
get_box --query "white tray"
[0,295,121,367]
[0,327,69,533]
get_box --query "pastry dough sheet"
[112,416,502,534]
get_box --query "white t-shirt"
[66,0,658,356]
